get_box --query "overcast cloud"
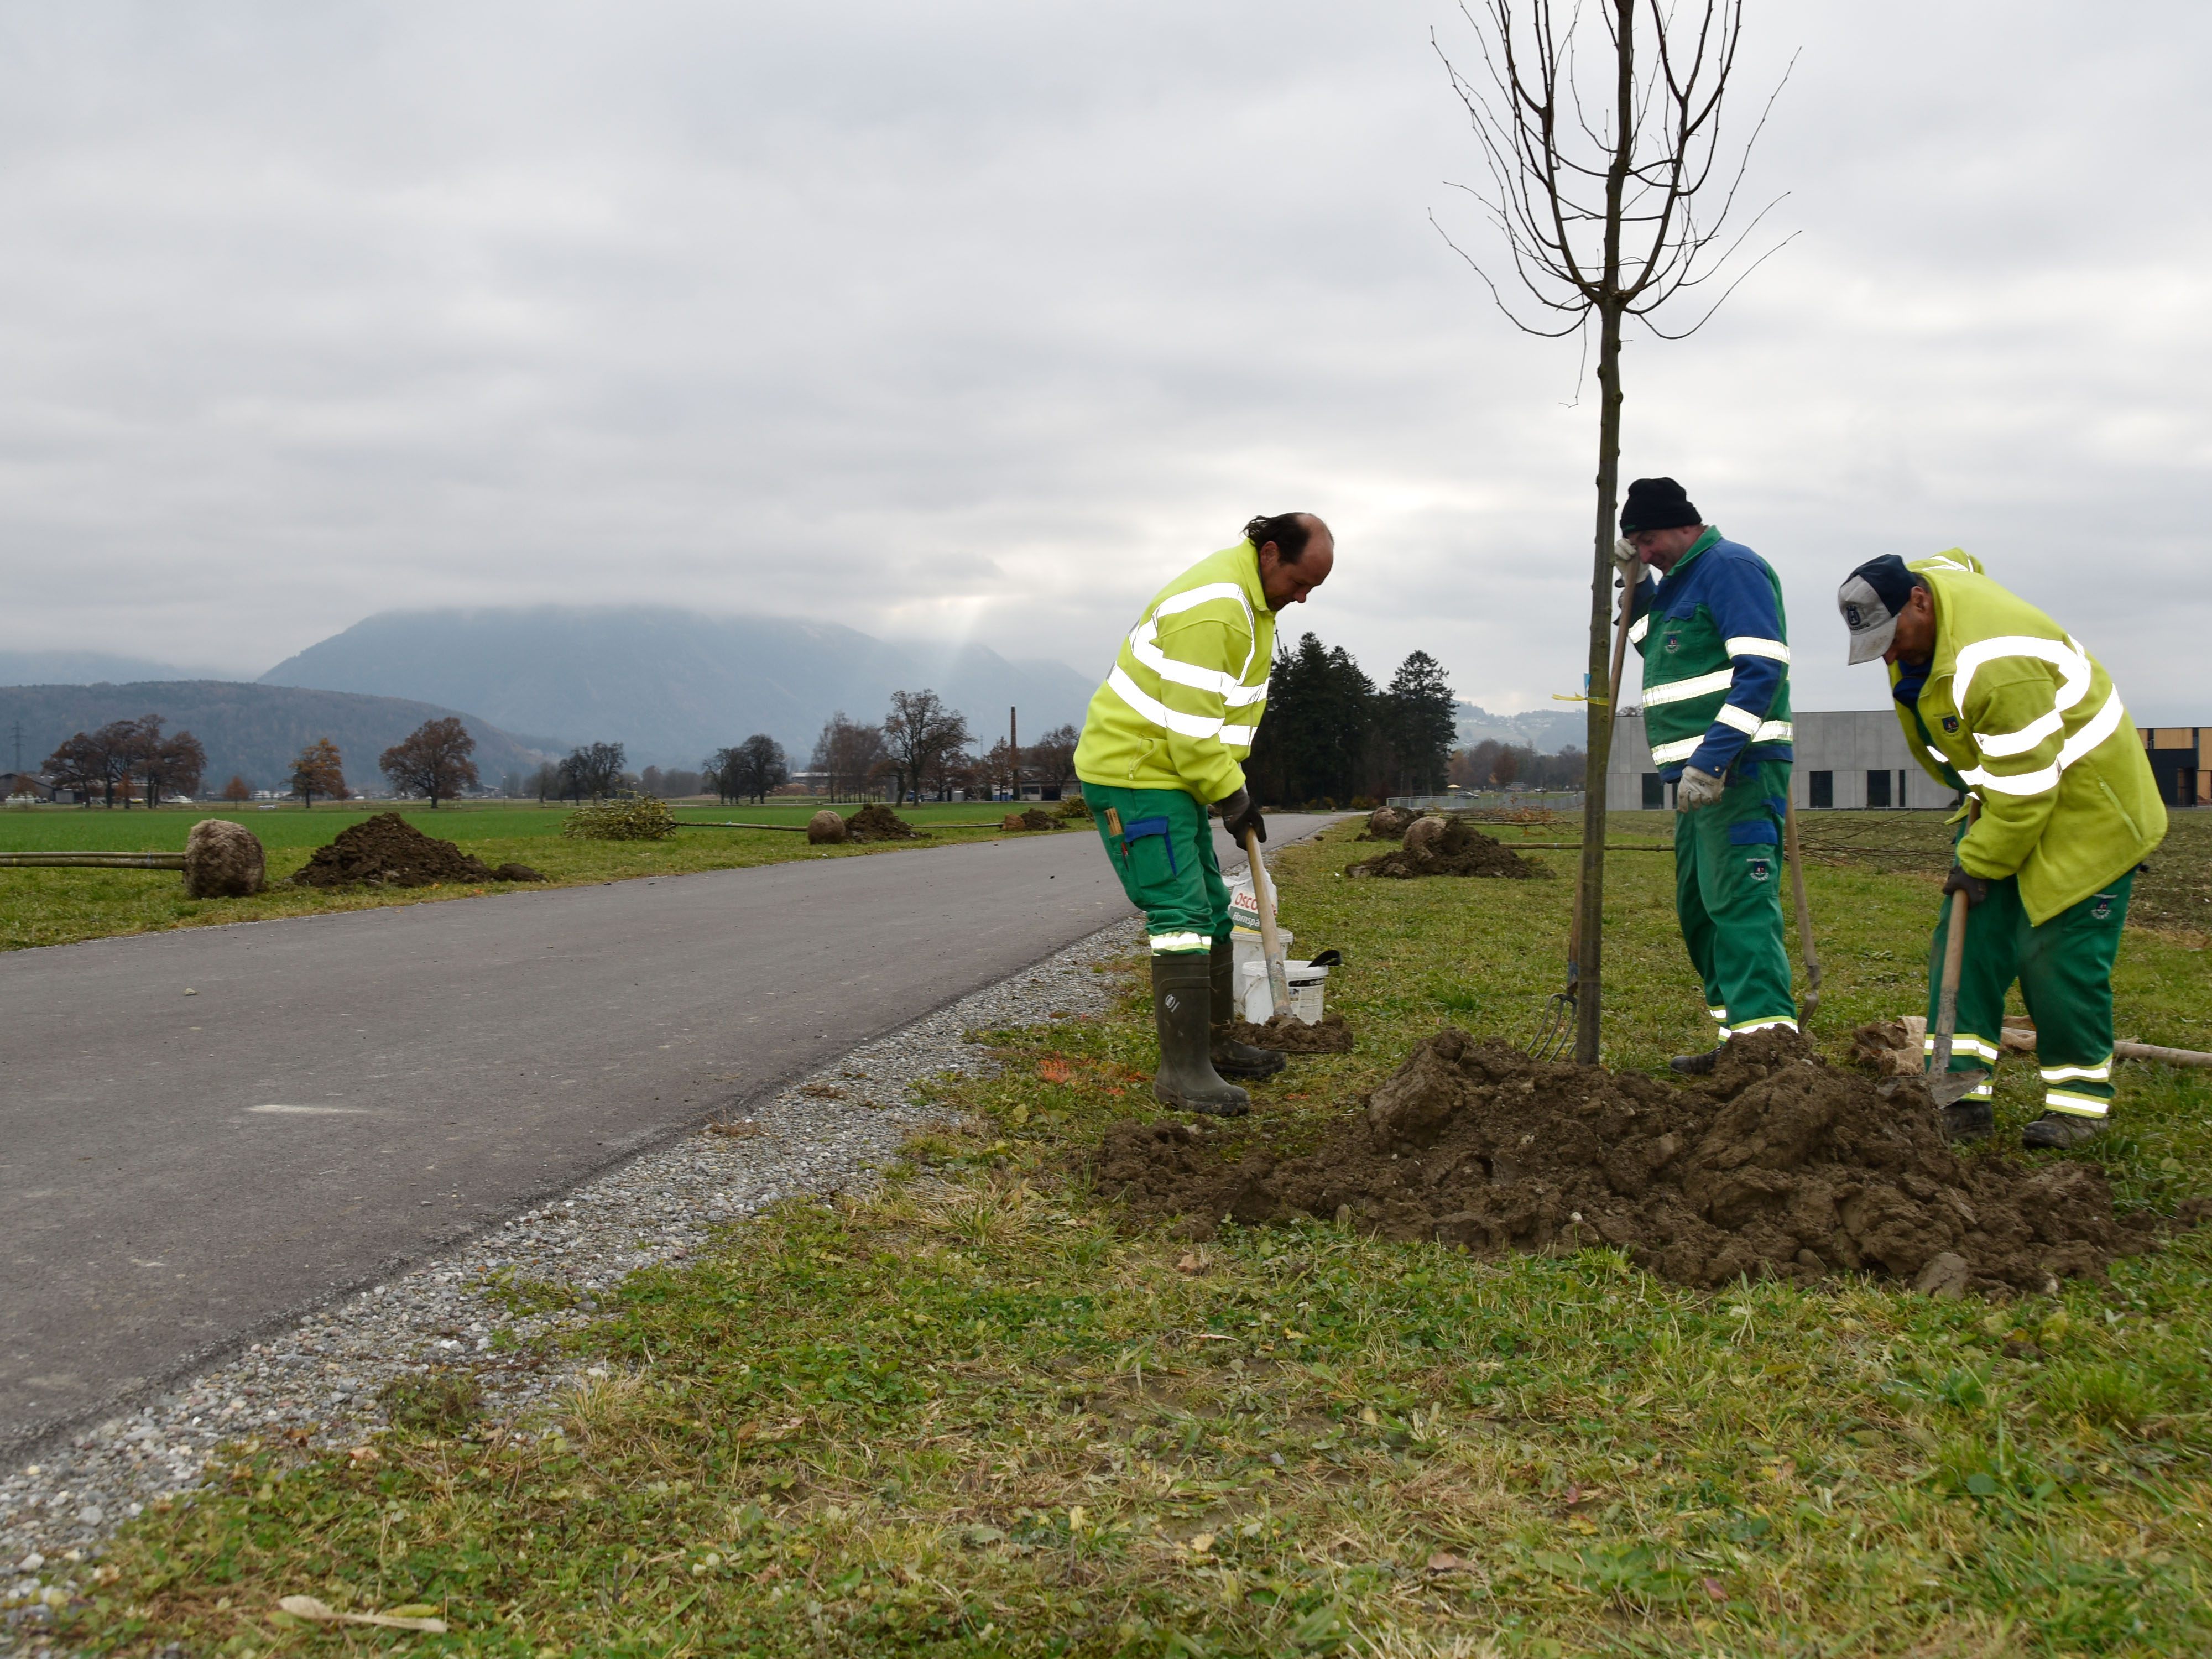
[0,1,2205,721]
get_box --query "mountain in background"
[0,649,236,686]
[259,607,1098,768]
[0,681,547,795]
[1454,701,1585,754]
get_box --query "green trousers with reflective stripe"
[1083,781,1229,955]
[1674,759,1797,1036]
[1926,869,2131,1117]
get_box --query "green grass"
[0,801,1057,952]
[59,820,2212,1656]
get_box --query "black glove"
[1213,787,1266,844]
[1943,863,1989,908]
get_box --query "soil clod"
[290,813,499,888]
[1093,1026,2175,1294]
[1223,1011,1355,1053]
[1346,816,1537,880]
[844,802,924,841]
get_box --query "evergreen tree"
[1377,650,1457,794]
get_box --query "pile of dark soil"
[489,863,546,881]
[1093,1027,2182,1295]
[291,813,505,889]
[844,803,924,842]
[1224,1011,1355,1053]
[1347,816,1537,880]
[1002,808,1060,831]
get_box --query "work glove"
[1213,787,1266,844]
[1674,765,1725,811]
[1612,537,1645,580]
[1943,863,1990,908]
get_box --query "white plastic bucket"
[1240,958,1328,1025]
[1229,929,1292,997]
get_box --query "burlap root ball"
[184,818,267,898]
[806,810,848,845]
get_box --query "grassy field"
[57,814,2212,1656]
[0,800,1054,952]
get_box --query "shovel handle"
[1246,827,1293,1018]
[1784,799,1821,1024]
[1930,886,1971,1077]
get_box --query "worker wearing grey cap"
[1837,551,2165,1146]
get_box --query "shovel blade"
[1929,1067,1990,1108]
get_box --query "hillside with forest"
[0,682,546,797]
[260,606,1094,769]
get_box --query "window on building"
[1897,768,1908,809]
[1809,771,1833,809]
[1866,769,1892,808]
[1641,772,1663,809]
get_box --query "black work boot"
[1152,953,1250,1116]
[1669,1046,1725,1076]
[1209,937,1285,1080]
[1940,1099,1996,1142]
[2022,1111,2104,1150]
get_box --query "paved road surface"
[1,816,1333,1456]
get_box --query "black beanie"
[1620,476,1700,535]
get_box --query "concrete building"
[2141,727,2211,808]
[1607,708,1947,811]
[1610,710,2209,810]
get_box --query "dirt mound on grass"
[1092,1027,2173,1295]
[844,803,924,841]
[290,813,500,889]
[1002,808,1060,831]
[1224,1011,1355,1053]
[489,862,546,881]
[1347,815,1538,879]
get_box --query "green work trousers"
[1926,869,2131,1118]
[1083,781,1229,956]
[1674,758,1797,1037]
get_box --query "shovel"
[1245,828,1293,1019]
[1927,800,1987,1107]
[1783,799,1822,1025]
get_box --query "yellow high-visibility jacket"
[1893,551,2166,924]
[1073,540,1275,803]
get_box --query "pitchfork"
[1528,565,1636,1061]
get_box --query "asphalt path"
[1,815,1334,1457]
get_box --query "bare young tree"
[1436,0,1790,1061]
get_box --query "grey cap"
[1837,555,1918,665]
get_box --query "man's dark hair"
[1244,513,1318,561]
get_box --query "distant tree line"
[1449,739,1587,792]
[1243,638,1459,808]
[44,714,207,808]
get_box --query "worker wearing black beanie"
[1619,476,1701,534]
[1618,477,1797,1074]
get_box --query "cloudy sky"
[1,1,2205,720]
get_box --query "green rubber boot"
[1209,937,1286,1080]
[1152,953,1250,1116]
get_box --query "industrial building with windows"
[1608,711,2208,810]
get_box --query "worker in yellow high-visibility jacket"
[1838,551,2166,1148]
[1074,513,1334,1115]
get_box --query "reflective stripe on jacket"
[1073,540,1276,802]
[1631,527,1793,779]
[1893,550,2166,924]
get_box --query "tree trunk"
[1574,0,1639,1067]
